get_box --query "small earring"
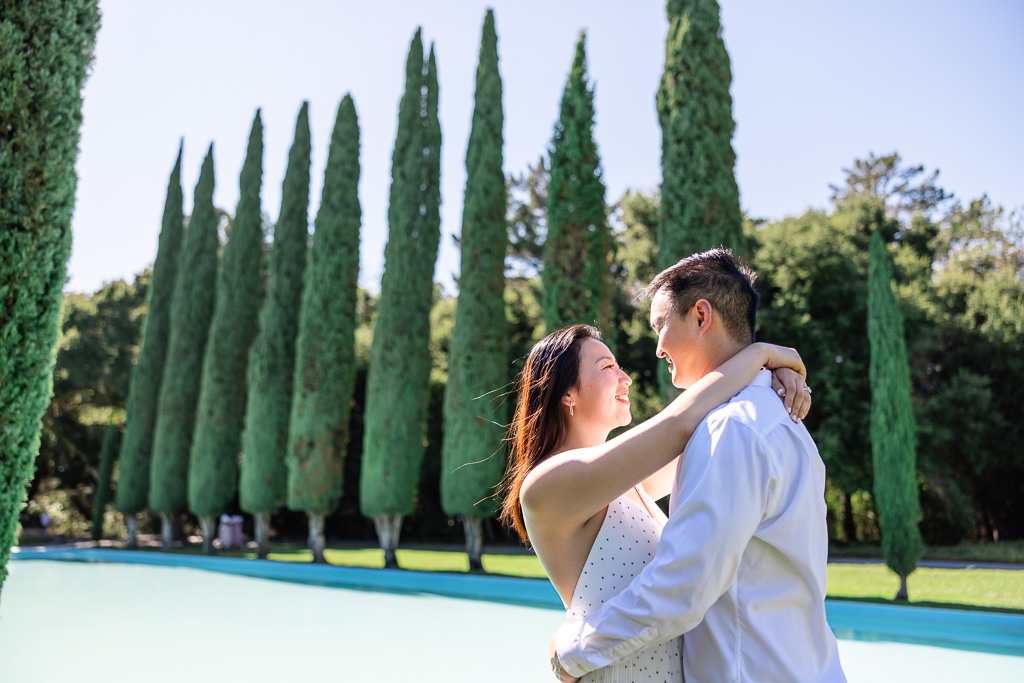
[570,404,574,417]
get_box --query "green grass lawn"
[220,544,1024,612]
[825,563,1024,611]
[23,533,1024,612]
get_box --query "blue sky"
[68,0,1024,294]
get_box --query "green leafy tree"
[754,207,874,541]
[361,31,441,568]
[241,103,311,558]
[0,0,100,597]
[189,112,266,553]
[116,146,184,547]
[614,189,661,293]
[149,146,220,545]
[287,96,361,563]
[916,197,1024,541]
[30,275,147,541]
[506,157,548,278]
[657,0,742,400]
[868,228,924,600]
[91,425,119,541]
[607,189,663,426]
[441,10,508,570]
[542,32,614,332]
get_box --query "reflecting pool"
[2,554,1021,682]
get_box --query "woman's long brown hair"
[499,324,600,546]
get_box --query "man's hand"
[549,633,580,683]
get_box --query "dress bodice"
[566,488,683,683]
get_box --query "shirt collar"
[752,368,773,387]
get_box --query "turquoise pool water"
[3,549,1022,682]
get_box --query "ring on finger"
[803,386,812,394]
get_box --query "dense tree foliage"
[757,153,1023,547]
[868,228,924,599]
[91,425,119,541]
[148,148,220,540]
[240,103,311,558]
[287,96,361,563]
[441,10,509,570]
[189,112,266,553]
[116,147,184,534]
[542,32,614,332]
[24,275,146,545]
[0,0,100,597]
[360,31,442,568]
[506,157,548,279]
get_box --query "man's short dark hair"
[644,247,759,344]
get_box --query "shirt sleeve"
[556,417,776,677]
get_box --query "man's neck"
[699,339,751,382]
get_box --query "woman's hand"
[772,367,812,422]
[550,635,580,683]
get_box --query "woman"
[500,325,809,682]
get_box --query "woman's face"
[567,339,633,430]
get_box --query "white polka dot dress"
[566,487,683,682]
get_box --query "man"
[552,248,846,682]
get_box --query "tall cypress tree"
[116,144,185,547]
[441,10,508,571]
[542,32,614,332]
[868,228,924,600]
[360,31,442,568]
[240,103,311,558]
[189,111,266,554]
[149,146,220,546]
[287,96,361,564]
[656,0,743,402]
[91,425,120,541]
[657,0,742,259]
[0,0,100,597]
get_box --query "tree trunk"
[464,516,484,571]
[307,512,326,563]
[159,512,174,551]
[896,573,909,601]
[373,514,402,569]
[254,512,270,559]
[125,514,138,550]
[199,515,217,555]
[842,492,857,544]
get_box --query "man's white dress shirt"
[556,370,847,682]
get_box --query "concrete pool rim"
[11,546,1024,658]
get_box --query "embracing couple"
[500,248,848,682]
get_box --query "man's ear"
[694,299,714,335]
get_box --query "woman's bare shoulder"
[520,448,575,510]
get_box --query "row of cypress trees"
[112,100,358,559]
[110,16,510,567]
